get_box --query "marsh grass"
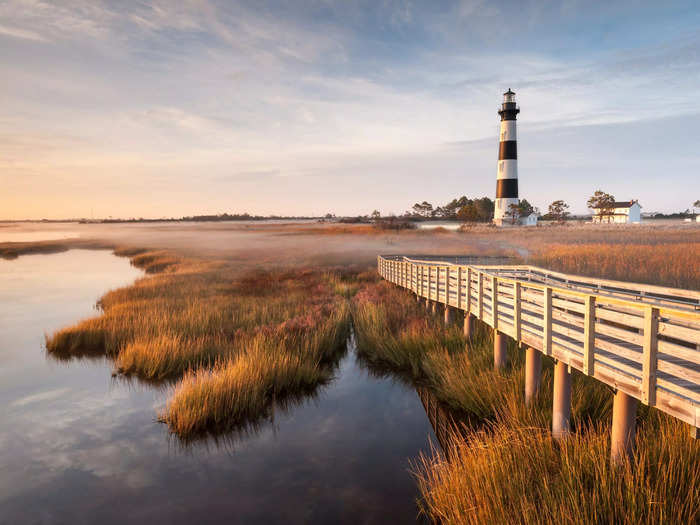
[352,277,698,524]
[45,249,355,439]
[531,242,700,289]
[161,302,350,438]
[415,414,698,525]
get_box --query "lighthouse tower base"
[493,197,519,226]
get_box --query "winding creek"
[0,250,439,524]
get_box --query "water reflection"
[0,251,437,523]
[415,387,467,459]
[355,357,467,459]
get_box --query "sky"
[1,0,700,219]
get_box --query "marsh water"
[0,250,438,524]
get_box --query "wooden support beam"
[494,330,508,369]
[525,346,542,405]
[552,360,572,439]
[611,389,638,465]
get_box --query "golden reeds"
[531,242,700,289]
[45,249,353,437]
[352,276,698,524]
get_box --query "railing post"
[492,277,499,330]
[436,266,441,306]
[445,266,450,307]
[641,306,659,406]
[525,347,542,405]
[466,267,472,315]
[611,389,638,465]
[543,287,552,356]
[514,281,521,344]
[552,360,572,439]
[478,272,484,321]
[428,266,432,302]
[583,295,596,376]
[457,267,462,310]
[420,265,424,298]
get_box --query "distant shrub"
[372,218,417,231]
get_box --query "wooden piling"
[444,305,455,326]
[524,346,542,405]
[463,313,474,340]
[610,390,638,465]
[552,360,572,439]
[494,330,507,369]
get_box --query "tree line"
[406,196,536,222]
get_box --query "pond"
[0,250,438,523]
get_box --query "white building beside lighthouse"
[494,89,520,226]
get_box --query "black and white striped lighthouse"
[494,89,520,225]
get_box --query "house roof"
[592,201,639,209]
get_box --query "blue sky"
[1,0,699,218]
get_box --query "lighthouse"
[494,89,520,225]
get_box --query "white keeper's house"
[591,200,642,224]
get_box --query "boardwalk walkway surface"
[378,255,700,436]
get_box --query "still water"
[0,250,437,524]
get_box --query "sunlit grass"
[415,414,698,525]
[530,242,700,289]
[352,276,698,524]
[161,302,350,437]
[45,249,354,438]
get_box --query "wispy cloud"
[0,1,699,218]
[0,23,48,41]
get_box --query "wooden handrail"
[378,255,700,432]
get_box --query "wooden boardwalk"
[378,255,700,441]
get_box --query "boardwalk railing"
[378,255,700,448]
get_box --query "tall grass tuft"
[161,302,350,437]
